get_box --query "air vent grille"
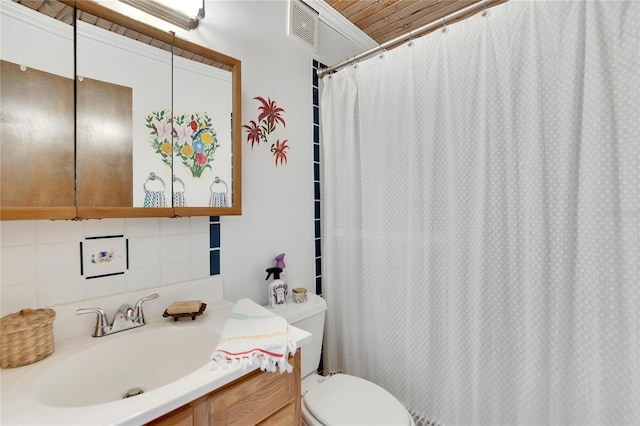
[289,1,318,52]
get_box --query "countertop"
[0,298,312,425]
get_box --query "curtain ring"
[407,31,414,47]
[442,17,448,33]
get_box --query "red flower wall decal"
[242,97,290,167]
[256,96,286,131]
[271,139,289,167]
[243,120,263,149]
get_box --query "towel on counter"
[210,298,296,373]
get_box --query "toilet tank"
[272,293,327,378]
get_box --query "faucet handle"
[76,307,109,337]
[133,293,159,325]
[135,293,159,304]
[116,304,136,320]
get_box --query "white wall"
[196,0,364,304]
[0,0,364,315]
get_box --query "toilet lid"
[303,374,410,425]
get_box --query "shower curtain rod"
[317,0,504,78]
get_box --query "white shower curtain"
[321,1,639,425]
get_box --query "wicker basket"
[0,308,55,368]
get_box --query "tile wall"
[312,60,324,296]
[0,216,221,315]
[209,216,221,275]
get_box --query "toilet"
[272,293,415,426]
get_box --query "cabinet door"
[0,1,76,220]
[0,61,75,218]
[75,77,133,208]
[146,352,301,426]
[208,368,296,425]
[208,352,300,425]
[171,54,233,210]
[74,6,173,219]
[257,402,297,425]
[70,1,242,218]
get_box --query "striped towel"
[211,299,296,373]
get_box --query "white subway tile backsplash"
[35,220,82,243]
[0,216,212,316]
[36,242,80,281]
[50,276,224,344]
[0,221,35,246]
[128,236,161,269]
[0,284,36,316]
[84,273,126,299]
[1,245,37,286]
[160,234,190,264]
[125,266,161,292]
[190,216,209,233]
[160,217,191,235]
[160,262,190,286]
[125,217,160,237]
[190,258,210,280]
[190,232,209,261]
[36,277,84,307]
[83,218,125,237]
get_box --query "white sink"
[0,297,245,426]
[1,283,312,426]
[33,325,219,407]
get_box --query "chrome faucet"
[76,293,159,337]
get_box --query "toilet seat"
[302,374,412,425]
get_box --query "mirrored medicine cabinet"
[0,0,242,220]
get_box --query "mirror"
[74,4,174,217]
[172,50,233,210]
[0,0,241,220]
[171,36,240,216]
[71,0,241,217]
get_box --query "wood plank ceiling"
[325,0,506,45]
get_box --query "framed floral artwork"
[80,235,128,279]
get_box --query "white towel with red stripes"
[210,298,296,373]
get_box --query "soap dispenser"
[266,267,287,308]
[274,253,288,297]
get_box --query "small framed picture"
[81,235,128,279]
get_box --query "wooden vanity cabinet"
[147,350,301,426]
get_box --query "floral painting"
[81,236,128,279]
[242,96,289,166]
[146,110,220,178]
[146,110,173,168]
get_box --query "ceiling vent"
[288,0,319,52]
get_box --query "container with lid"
[0,308,56,368]
[292,287,307,303]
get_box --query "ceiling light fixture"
[118,0,205,30]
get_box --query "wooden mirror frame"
[0,0,241,220]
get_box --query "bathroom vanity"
[0,277,310,425]
[149,351,301,426]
